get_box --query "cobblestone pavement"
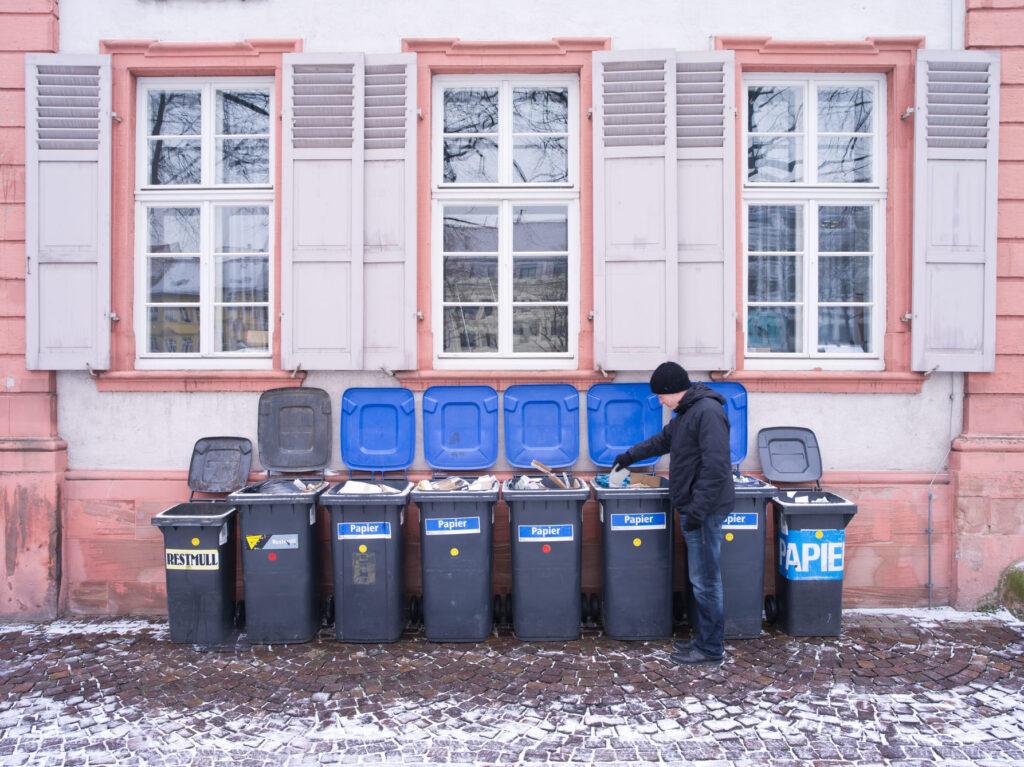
[1,610,1023,766]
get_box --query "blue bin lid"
[422,386,499,470]
[340,388,416,472]
[704,381,748,466]
[503,384,579,469]
[586,383,662,468]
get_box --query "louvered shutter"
[593,50,677,371]
[912,50,1000,372]
[281,54,364,370]
[675,51,736,371]
[362,54,417,371]
[24,54,111,371]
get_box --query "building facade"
[1,0,1021,620]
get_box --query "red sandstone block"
[0,276,24,316]
[997,278,1024,316]
[1000,162,1024,201]
[108,580,167,615]
[0,243,25,280]
[998,241,1024,277]
[963,392,1024,434]
[954,531,1024,607]
[999,126,1024,163]
[990,498,1024,534]
[996,316,1024,352]
[0,470,60,619]
[0,316,24,354]
[0,53,25,89]
[0,164,26,206]
[997,200,1024,238]
[967,8,1024,47]
[1001,53,1024,86]
[0,127,25,164]
[7,391,53,438]
[0,91,23,128]
[64,537,164,585]
[64,499,137,541]
[0,356,55,394]
[968,0,1024,9]
[0,203,24,241]
[65,580,109,614]
[0,14,58,53]
[957,494,993,534]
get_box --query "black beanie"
[649,361,691,394]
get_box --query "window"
[432,75,579,367]
[134,78,274,368]
[743,74,885,369]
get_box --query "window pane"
[513,137,568,183]
[443,306,497,352]
[818,306,870,353]
[148,207,199,253]
[817,137,872,183]
[818,87,873,133]
[818,256,871,302]
[217,138,270,184]
[513,257,568,302]
[217,90,270,135]
[444,257,498,302]
[217,206,270,253]
[818,206,871,252]
[148,139,201,185]
[747,307,801,353]
[443,138,499,183]
[513,306,568,353]
[148,91,201,135]
[443,89,499,133]
[149,257,199,303]
[217,256,269,303]
[748,206,803,252]
[748,256,800,302]
[747,136,803,183]
[747,86,803,133]
[512,206,568,252]
[217,306,269,352]
[443,206,499,252]
[149,307,199,353]
[513,88,568,133]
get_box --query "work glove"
[612,451,634,471]
[683,514,702,532]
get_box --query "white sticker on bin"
[424,517,480,535]
[610,512,666,531]
[722,512,758,530]
[518,524,573,542]
[337,521,391,540]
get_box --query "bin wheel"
[322,594,335,628]
[580,592,589,625]
[589,593,601,624]
[504,593,513,627]
[234,600,246,631]
[493,594,505,626]
[672,591,685,625]
[764,595,778,625]
[408,595,421,627]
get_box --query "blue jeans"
[682,512,725,657]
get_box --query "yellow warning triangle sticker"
[246,535,264,550]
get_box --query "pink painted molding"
[396,369,612,392]
[402,38,610,56]
[100,39,303,57]
[953,435,1024,452]
[94,370,306,393]
[716,36,926,55]
[712,370,926,394]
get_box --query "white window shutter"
[24,54,111,371]
[593,50,678,371]
[362,53,417,372]
[282,53,365,370]
[912,49,1000,372]
[675,51,736,371]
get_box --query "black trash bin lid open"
[756,427,823,485]
[188,437,253,494]
[257,387,332,473]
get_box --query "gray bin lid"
[152,502,236,527]
[756,427,823,485]
[188,437,253,493]
[257,387,331,473]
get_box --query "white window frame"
[742,73,886,371]
[431,74,580,369]
[134,76,275,370]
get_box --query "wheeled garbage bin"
[229,387,331,644]
[411,386,500,643]
[152,436,253,646]
[757,427,858,637]
[501,384,590,641]
[321,387,415,643]
[587,383,673,640]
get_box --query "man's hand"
[683,514,701,532]
[612,451,634,471]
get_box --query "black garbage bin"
[757,427,858,637]
[321,387,415,643]
[230,387,332,644]
[501,384,590,641]
[411,386,500,643]
[152,436,252,646]
[587,382,673,640]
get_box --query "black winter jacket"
[627,383,734,523]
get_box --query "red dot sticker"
[542,544,551,554]
[268,552,277,562]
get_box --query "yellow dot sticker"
[358,544,368,554]
[725,532,734,542]
[632,538,642,547]
[191,537,200,547]
[450,547,460,557]
[815,530,824,540]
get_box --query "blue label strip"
[778,528,846,581]
[517,524,574,542]
[424,516,481,536]
[610,512,667,531]
[337,521,391,540]
[722,512,758,530]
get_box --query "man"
[613,361,733,665]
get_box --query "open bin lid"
[704,381,748,467]
[422,386,499,471]
[586,383,662,468]
[187,437,253,493]
[340,388,415,472]
[503,384,579,469]
[257,387,332,473]
[756,426,823,485]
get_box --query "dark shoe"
[671,639,693,653]
[670,648,724,665]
